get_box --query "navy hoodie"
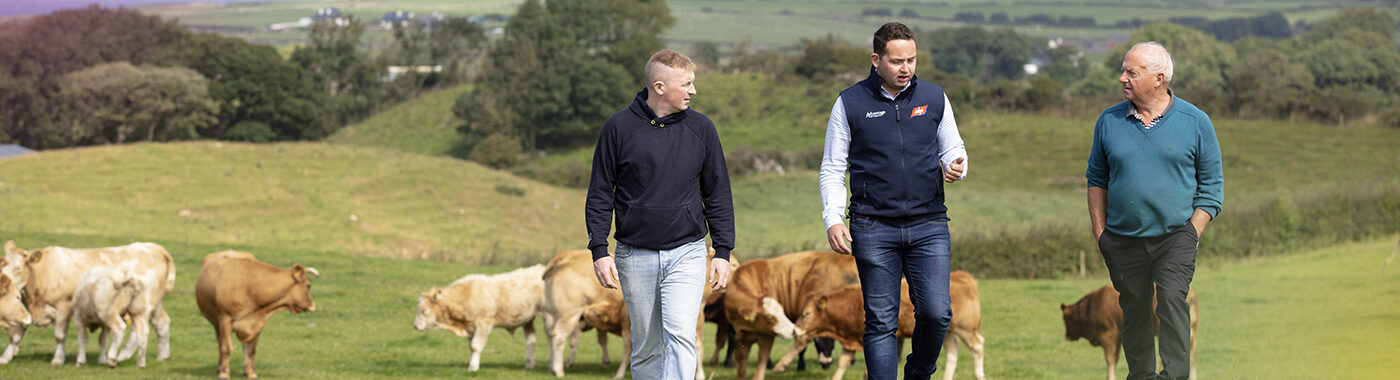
[585,89,735,261]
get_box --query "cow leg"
[106,315,130,369]
[241,334,260,380]
[153,304,172,361]
[50,308,74,364]
[524,320,537,369]
[98,326,113,367]
[467,324,490,371]
[966,332,986,380]
[0,323,24,363]
[613,328,631,379]
[75,318,89,367]
[733,331,755,380]
[753,334,774,380]
[831,347,855,380]
[548,312,582,377]
[567,324,581,367]
[816,337,835,370]
[118,312,151,368]
[215,316,234,380]
[709,322,728,365]
[940,334,960,380]
[772,333,812,372]
[696,312,706,380]
[1104,343,1119,380]
[597,328,610,365]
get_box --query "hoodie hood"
[628,89,689,127]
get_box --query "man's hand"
[1189,208,1212,238]
[827,224,853,255]
[943,157,966,183]
[593,256,620,289]
[708,258,730,291]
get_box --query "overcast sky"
[0,0,294,16]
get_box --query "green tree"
[291,16,383,129]
[926,26,1032,82]
[454,0,668,156]
[1227,38,1315,119]
[0,6,189,148]
[1306,7,1396,44]
[60,62,217,144]
[177,34,327,140]
[1106,22,1237,109]
[792,35,869,82]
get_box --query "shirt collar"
[1127,89,1175,124]
[881,81,912,100]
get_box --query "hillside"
[0,142,585,264]
[328,85,472,157]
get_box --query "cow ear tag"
[818,298,827,310]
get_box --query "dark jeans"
[849,214,952,380]
[1098,223,1198,380]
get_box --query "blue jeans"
[849,214,953,380]
[614,239,708,380]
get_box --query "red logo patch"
[910,105,928,118]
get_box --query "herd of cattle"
[0,241,1198,380]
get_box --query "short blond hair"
[644,49,697,85]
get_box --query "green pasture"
[1,231,1394,379]
[330,85,474,158]
[0,142,587,265]
[129,0,1387,48]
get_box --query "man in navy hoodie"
[818,22,968,379]
[585,49,735,380]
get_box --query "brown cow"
[414,264,547,371]
[2,241,174,366]
[722,250,861,380]
[792,271,986,380]
[1060,285,1198,380]
[195,250,319,380]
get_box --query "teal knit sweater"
[1086,97,1224,238]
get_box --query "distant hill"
[329,85,472,157]
[0,141,584,265]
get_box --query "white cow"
[414,264,549,371]
[71,265,146,367]
[3,241,174,365]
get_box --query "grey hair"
[1129,41,1174,83]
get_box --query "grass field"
[0,142,587,265]
[329,84,474,157]
[1,232,1394,379]
[125,0,1388,49]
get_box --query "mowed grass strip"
[3,233,1394,379]
[0,142,585,265]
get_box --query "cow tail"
[162,250,176,294]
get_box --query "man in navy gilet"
[818,22,968,379]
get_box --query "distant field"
[1,231,1393,379]
[126,0,1386,49]
[329,84,473,157]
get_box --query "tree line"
[0,6,486,149]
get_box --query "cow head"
[415,287,469,336]
[285,264,318,314]
[581,301,625,333]
[794,293,830,336]
[0,275,31,327]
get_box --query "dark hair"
[873,22,915,56]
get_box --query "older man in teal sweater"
[1086,41,1223,380]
